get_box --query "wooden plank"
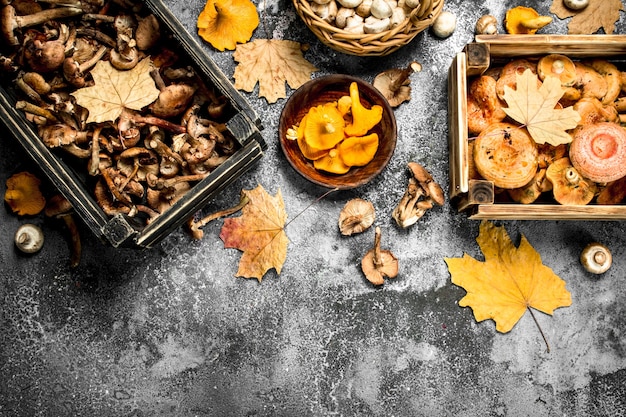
[470,204,626,220]
[447,52,469,199]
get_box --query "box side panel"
[475,35,626,58]
[470,204,626,220]
[448,52,468,199]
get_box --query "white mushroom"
[336,7,356,28]
[370,0,393,19]
[364,15,390,33]
[14,223,44,254]
[403,0,420,9]
[390,6,406,27]
[337,0,362,8]
[563,0,589,10]
[312,0,338,23]
[311,0,332,4]
[356,0,373,17]
[345,14,364,28]
[432,10,456,38]
[580,242,612,274]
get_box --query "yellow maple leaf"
[444,221,572,334]
[71,58,160,124]
[233,39,318,103]
[550,0,624,34]
[502,69,580,146]
[219,184,289,281]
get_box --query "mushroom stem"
[187,192,250,240]
[390,61,421,93]
[2,5,84,45]
[373,226,382,267]
[15,100,58,122]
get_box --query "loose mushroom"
[580,242,612,274]
[338,198,375,236]
[373,61,422,107]
[546,157,597,205]
[475,15,498,35]
[432,10,456,38]
[473,122,538,189]
[44,194,81,268]
[4,171,46,216]
[564,0,589,11]
[569,122,626,183]
[504,6,552,35]
[361,226,398,286]
[14,223,44,254]
[392,162,444,228]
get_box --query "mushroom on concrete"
[361,226,398,286]
[504,6,552,34]
[475,14,498,35]
[14,223,44,254]
[392,162,444,228]
[338,198,375,236]
[580,242,612,274]
[44,194,81,268]
[373,61,421,107]
[432,10,456,38]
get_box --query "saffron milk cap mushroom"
[546,157,597,205]
[569,122,626,183]
[473,122,538,189]
[537,54,577,87]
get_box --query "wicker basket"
[293,0,443,56]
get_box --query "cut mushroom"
[580,242,612,274]
[361,226,398,286]
[475,15,498,35]
[338,198,375,236]
[45,194,82,268]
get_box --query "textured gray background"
[2,0,626,416]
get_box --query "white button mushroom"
[475,14,498,35]
[580,242,612,274]
[370,0,393,19]
[356,0,373,17]
[432,10,456,38]
[390,6,406,28]
[403,0,420,10]
[337,0,362,8]
[364,15,390,33]
[312,0,338,24]
[14,223,44,254]
[563,0,589,11]
[336,7,356,28]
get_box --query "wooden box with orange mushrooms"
[0,0,266,248]
[448,34,626,220]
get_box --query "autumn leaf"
[444,221,572,337]
[502,69,580,146]
[233,39,318,103]
[550,0,624,34]
[219,184,289,281]
[71,58,160,124]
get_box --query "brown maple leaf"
[233,39,318,103]
[550,0,624,34]
[219,184,289,281]
[502,69,580,146]
[444,221,572,351]
[71,58,160,124]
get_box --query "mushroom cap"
[546,157,597,205]
[580,242,612,274]
[361,248,398,285]
[338,198,375,236]
[505,6,552,34]
[467,75,507,135]
[372,69,412,107]
[304,103,346,150]
[473,122,538,189]
[508,168,547,204]
[569,122,626,183]
[537,54,577,87]
[337,133,379,167]
[4,171,46,216]
[44,194,74,218]
[14,223,44,254]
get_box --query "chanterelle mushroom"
[361,226,398,286]
[392,162,444,228]
[504,6,552,34]
[338,198,375,236]
[4,171,46,216]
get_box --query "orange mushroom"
[546,157,597,205]
[313,148,350,175]
[303,103,346,150]
[467,75,507,135]
[4,171,46,216]
[537,54,577,87]
[344,82,383,137]
[569,122,626,183]
[361,226,398,286]
[473,122,538,189]
[337,133,379,167]
[294,114,329,160]
[197,0,259,51]
[504,6,552,34]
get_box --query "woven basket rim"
[293,0,444,56]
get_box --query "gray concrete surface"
[1,0,626,416]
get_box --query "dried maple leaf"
[233,39,318,103]
[502,69,580,146]
[219,184,289,281]
[444,221,572,341]
[550,0,624,34]
[71,58,160,124]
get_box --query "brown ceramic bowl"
[279,75,397,189]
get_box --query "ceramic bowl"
[279,74,397,190]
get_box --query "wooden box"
[0,0,266,248]
[448,35,626,220]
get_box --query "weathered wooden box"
[448,34,626,220]
[0,0,266,248]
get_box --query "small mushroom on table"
[45,194,82,268]
[373,61,422,108]
[14,223,44,254]
[4,171,46,216]
[338,198,375,236]
[392,162,444,228]
[361,226,398,286]
[580,242,612,274]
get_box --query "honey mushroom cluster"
[308,0,424,35]
[0,0,236,225]
[467,53,626,206]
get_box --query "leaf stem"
[285,187,339,229]
[527,306,550,353]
